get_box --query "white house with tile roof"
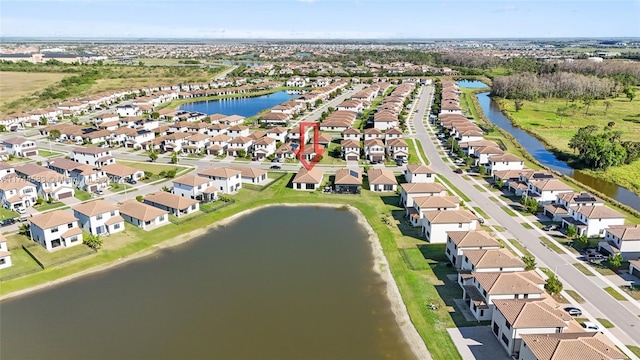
[445,230,501,269]
[518,332,625,360]
[73,200,124,236]
[598,224,640,260]
[399,182,448,208]
[118,200,169,231]
[29,210,83,251]
[292,168,325,191]
[144,192,200,217]
[367,168,398,192]
[197,167,242,194]
[172,174,217,201]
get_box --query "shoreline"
[0,202,431,360]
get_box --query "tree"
[545,274,563,296]
[171,151,179,164]
[573,234,589,249]
[514,99,524,112]
[555,107,569,128]
[565,225,578,240]
[493,179,504,189]
[148,150,158,162]
[608,253,623,268]
[84,234,103,250]
[582,96,594,115]
[603,100,612,115]
[18,223,30,236]
[136,195,143,202]
[0,125,5,132]
[624,87,636,102]
[478,166,487,176]
[49,129,61,140]
[522,256,537,271]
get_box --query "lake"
[460,82,640,212]
[0,206,416,360]
[178,90,297,117]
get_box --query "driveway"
[447,326,510,360]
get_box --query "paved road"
[410,85,640,351]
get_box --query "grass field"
[497,91,640,194]
[0,72,71,111]
[604,286,627,301]
[0,172,478,359]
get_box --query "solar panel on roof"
[349,170,358,178]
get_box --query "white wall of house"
[488,160,524,175]
[74,209,124,236]
[29,221,83,251]
[0,240,12,269]
[369,183,397,192]
[122,213,168,231]
[423,220,477,244]
[404,171,434,183]
[491,310,562,357]
[599,231,640,260]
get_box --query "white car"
[581,321,600,332]
[15,207,27,214]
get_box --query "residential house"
[101,163,144,184]
[341,139,361,161]
[115,104,141,117]
[226,136,253,157]
[172,174,217,202]
[334,168,362,194]
[144,192,200,218]
[229,166,268,184]
[227,125,250,138]
[561,205,625,238]
[266,126,288,143]
[386,138,409,161]
[82,129,112,144]
[492,299,573,357]
[69,164,110,193]
[404,164,436,183]
[342,127,361,141]
[119,200,169,231]
[367,168,398,192]
[292,168,325,191]
[407,195,460,227]
[487,154,525,176]
[29,210,83,251]
[459,249,526,274]
[543,191,605,222]
[518,332,625,360]
[526,178,573,205]
[2,137,38,157]
[363,128,384,141]
[72,200,124,236]
[445,230,500,269]
[422,209,478,243]
[15,164,74,200]
[399,182,447,207]
[208,123,229,136]
[598,225,640,260]
[0,176,37,210]
[472,146,505,166]
[384,127,403,142]
[274,142,296,160]
[0,162,15,178]
[0,234,12,269]
[252,137,277,160]
[261,112,290,126]
[162,132,191,153]
[182,133,211,154]
[71,147,115,168]
[197,167,242,194]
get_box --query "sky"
[1,0,639,39]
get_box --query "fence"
[243,172,289,192]
[169,199,237,225]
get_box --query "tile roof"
[463,248,525,269]
[29,210,78,229]
[473,271,545,296]
[292,168,324,184]
[334,168,362,185]
[101,163,139,178]
[401,182,446,194]
[229,166,268,179]
[447,230,500,248]
[605,224,640,241]
[423,209,477,224]
[72,200,119,217]
[575,205,624,219]
[173,174,211,187]
[367,168,397,185]
[493,298,569,328]
[198,167,242,179]
[144,192,198,210]
[520,332,625,360]
[414,195,460,209]
[406,164,436,174]
[119,200,168,222]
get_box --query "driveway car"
[581,321,599,332]
[270,165,281,170]
[564,307,582,316]
[15,207,26,215]
[543,224,558,231]
[454,168,464,174]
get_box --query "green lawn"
[496,91,640,194]
[118,160,190,177]
[473,184,486,192]
[407,139,422,165]
[572,263,594,276]
[565,289,585,303]
[539,236,563,253]
[521,222,533,229]
[627,345,640,358]
[596,318,615,329]
[436,175,471,202]
[0,247,43,280]
[0,207,19,220]
[620,285,640,300]
[508,238,533,258]
[501,206,517,216]
[472,206,489,219]
[603,286,627,301]
[0,172,473,359]
[37,149,64,158]
[74,189,92,201]
[414,139,429,165]
[33,202,67,212]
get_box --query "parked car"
[543,224,558,231]
[95,189,104,195]
[15,207,26,215]
[477,217,485,225]
[127,178,137,185]
[584,253,605,262]
[454,168,464,174]
[564,307,582,316]
[581,321,599,332]
[270,165,281,170]
[0,218,16,227]
[454,158,465,164]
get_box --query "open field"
[0,64,228,113]
[0,71,70,111]
[496,90,640,194]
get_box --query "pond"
[0,206,416,360]
[178,90,297,117]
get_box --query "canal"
[0,206,416,360]
[178,90,296,117]
[457,80,640,211]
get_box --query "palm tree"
[603,100,612,115]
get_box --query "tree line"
[491,72,617,100]
[568,124,640,170]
